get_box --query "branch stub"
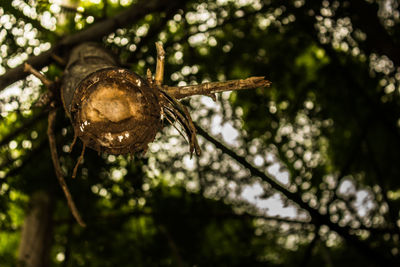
[70,68,161,154]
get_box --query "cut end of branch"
[70,68,161,155]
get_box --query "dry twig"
[163,76,271,99]
[146,68,153,85]
[48,109,86,227]
[72,144,86,179]
[24,63,86,226]
[24,63,53,88]
[154,42,165,86]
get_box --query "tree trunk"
[17,191,54,267]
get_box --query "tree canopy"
[0,0,400,266]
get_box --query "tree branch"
[24,63,53,88]
[71,143,86,179]
[47,109,86,227]
[0,49,55,92]
[0,0,188,91]
[195,124,396,265]
[163,76,271,99]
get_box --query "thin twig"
[154,42,165,86]
[159,90,201,156]
[163,76,271,99]
[47,109,86,227]
[23,63,57,108]
[163,109,189,142]
[68,132,78,153]
[152,41,197,150]
[24,63,53,88]
[180,103,201,156]
[146,68,153,85]
[72,143,86,179]
[50,53,66,66]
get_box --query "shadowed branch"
[195,124,394,266]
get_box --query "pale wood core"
[82,82,142,123]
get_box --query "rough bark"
[17,191,53,267]
[62,43,118,114]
